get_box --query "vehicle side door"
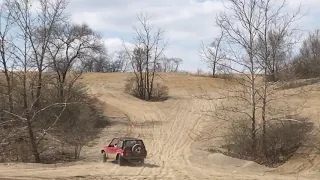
[116,140,124,156]
[107,138,119,159]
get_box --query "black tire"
[102,151,107,163]
[140,159,144,164]
[118,155,124,166]
[132,144,143,156]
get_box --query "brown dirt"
[0,72,319,180]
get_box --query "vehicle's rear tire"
[118,155,124,166]
[102,151,107,163]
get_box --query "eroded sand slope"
[0,72,319,180]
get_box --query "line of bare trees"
[0,0,108,163]
[81,45,183,74]
[82,49,131,73]
[157,57,183,73]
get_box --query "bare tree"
[292,29,320,78]
[0,0,109,164]
[0,3,14,113]
[112,50,131,72]
[9,0,69,109]
[255,1,302,82]
[254,0,303,155]
[3,0,72,163]
[264,31,287,81]
[81,58,95,72]
[208,0,305,159]
[92,53,108,72]
[215,0,263,151]
[7,0,43,162]
[47,22,104,100]
[200,31,225,77]
[124,12,168,101]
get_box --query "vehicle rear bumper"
[122,156,145,161]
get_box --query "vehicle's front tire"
[102,151,107,163]
[118,155,124,166]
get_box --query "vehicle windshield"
[124,140,144,148]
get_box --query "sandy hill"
[0,72,320,180]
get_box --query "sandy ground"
[0,72,320,180]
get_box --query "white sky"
[66,0,320,72]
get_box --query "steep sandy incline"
[0,73,319,180]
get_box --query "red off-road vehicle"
[101,137,147,166]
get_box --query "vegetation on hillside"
[196,0,318,167]
[1,0,320,168]
[0,0,109,163]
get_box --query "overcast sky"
[66,0,320,72]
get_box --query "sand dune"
[0,72,319,180]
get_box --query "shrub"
[215,73,234,80]
[275,78,320,90]
[0,81,110,163]
[152,82,169,101]
[124,76,169,101]
[261,118,312,165]
[213,116,313,167]
[124,76,138,95]
[223,119,255,157]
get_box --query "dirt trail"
[0,73,319,180]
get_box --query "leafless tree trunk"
[7,0,40,162]
[256,1,302,82]
[255,0,302,155]
[216,0,263,151]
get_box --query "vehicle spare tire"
[132,144,143,156]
